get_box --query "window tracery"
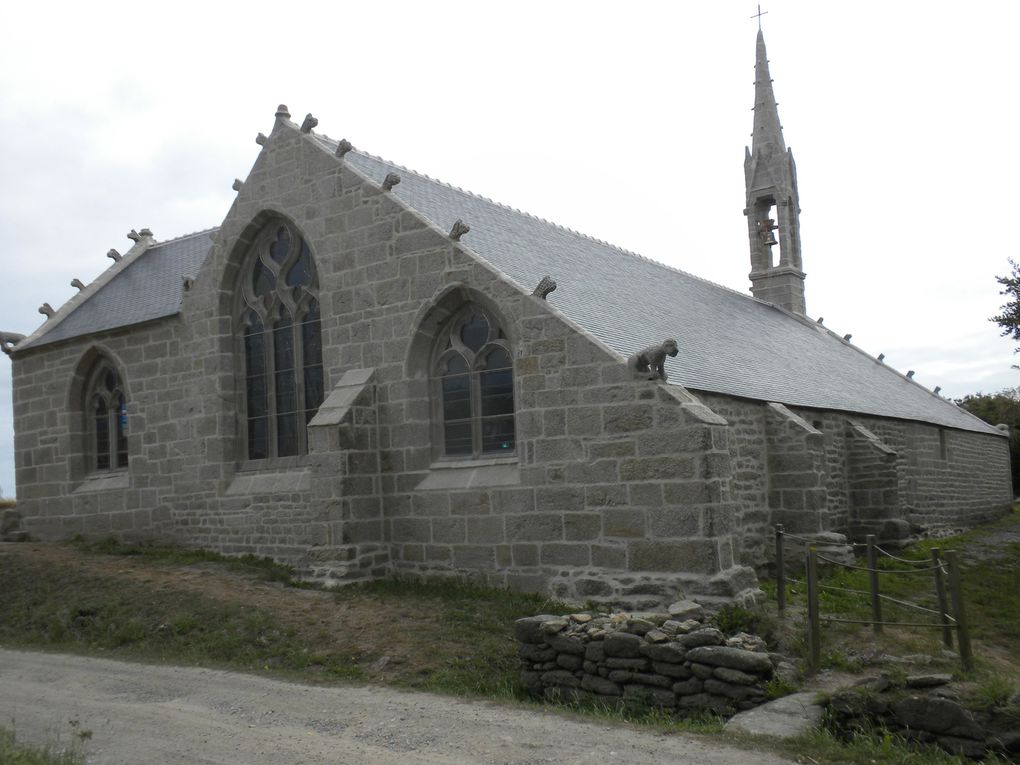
[237,220,323,460]
[86,362,128,471]
[433,307,515,458]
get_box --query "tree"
[992,258,1020,352]
[956,387,1020,491]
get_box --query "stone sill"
[416,457,520,491]
[74,471,130,493]
[227,466,312,496]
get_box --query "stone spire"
[751,30,786,155]
[744,30,806,315]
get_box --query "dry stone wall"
[515,603,779,715]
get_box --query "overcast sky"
[1,1,1018,497]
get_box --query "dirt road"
[0,648,793,764]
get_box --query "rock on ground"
[724,692,825,739]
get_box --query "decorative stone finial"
[934,386,942,395]
[300,114,318,133]
[276,104,291,119]
[842,334,852,342]
[127,229,141,242]
[38,303,54,318]
[382,173,401,191]
[449,219,470,241]
[182,275,196,291]
[139,228,152,238]
[71,278,86,291]
[107,249,122,262]
[628,339,679,382]
[906,370,915,379]
[256,132,268,146]
[335,139,353,158]
[0,332,25,355]
[877,353,885,362]
[532,276,557,300]
[232,179,244,192]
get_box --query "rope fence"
[773,525,972,674]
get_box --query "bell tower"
[744,29,806,314]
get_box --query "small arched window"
[237,219,324,460]
[86,363,128,471]
[433,307,515,458]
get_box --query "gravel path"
[0,649,795,764]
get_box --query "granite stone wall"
[696,392,1011,571]
[9,116,758,607]
[8,116,1011,605]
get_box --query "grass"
[1,517,1018,765]
[68,536,304,586]
[0,727,86,765]
[772,506,1020,667]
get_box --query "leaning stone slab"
[686,646,774,675]
[725,692,825,738]
[515,615,564,643]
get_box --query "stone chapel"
[2,32,1011,606]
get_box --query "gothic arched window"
[237,220,324,460]
[433,307,515,458]
[86,362,128,471]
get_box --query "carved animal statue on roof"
[0,332,26,355]
[628,339,679,382]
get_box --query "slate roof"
[332,141,997,436]
[17,230,215,351]
[16,137,998,436]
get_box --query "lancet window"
[86,362,128,471]
[237,220,323,460]
[433,307,515,458]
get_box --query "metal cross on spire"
[751,4,768,30]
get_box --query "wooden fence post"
[806,547,821,674]
[776,524,786,615]
[945,550,973,672]
[931,547,953,649]
[866,534,882,633]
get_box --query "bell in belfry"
[757,218,778,247]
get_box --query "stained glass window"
[87,362,128,471]
[434,307,515,457]
[237,219,323,460]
